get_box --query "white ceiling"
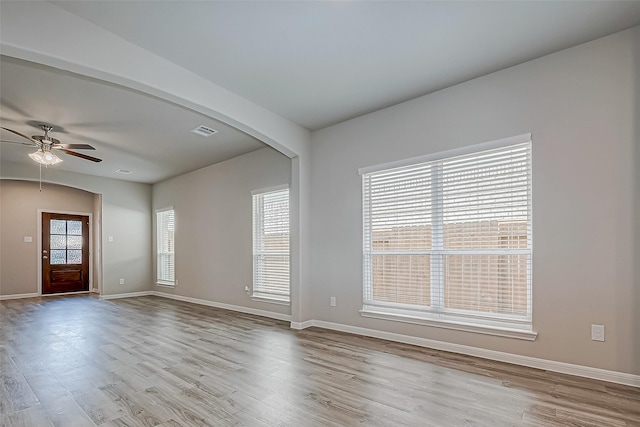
[2,1,640,184]
[53,1,640,130]
[0,57,266,183]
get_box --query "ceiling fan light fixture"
[29,149,63,165]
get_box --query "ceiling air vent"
[190,125,218,137]
[115,169,132,175]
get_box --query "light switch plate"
[23,236,33,243]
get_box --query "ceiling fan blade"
[53,143,96,150]
[1,127,39,145]
[0,139,34,146]
[58,149,103,163]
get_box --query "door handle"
[43,256,48,259]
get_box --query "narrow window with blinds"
[252,187,290,303]
[360,134,533,337]
[156,208,175,286]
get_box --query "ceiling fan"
[0,124,102,164]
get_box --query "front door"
[42,213,90,294]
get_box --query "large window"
[252,187,290,303]
[360,135,532,335]
[156,208,175,286]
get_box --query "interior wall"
[152,147,291,316]
[0,180,95,295]
[0,162,152,296]
[633,26,640,375]
[310,27,639,375]
[92,193,102,293]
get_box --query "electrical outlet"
[245,286,250,295]
[119,278,125,285]
[330,297,336,307]
[591,324,605,342]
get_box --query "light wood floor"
[0,295,638,427]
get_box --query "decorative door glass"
[49,219,83,265]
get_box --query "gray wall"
[633,24,640,377]
[310,27,639,374]
[0,163,152,296]
[0,180,96,295]
[152,147,291,316]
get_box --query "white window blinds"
[362,137,532,330]
[156,209,175,285]
[253,188,290,302]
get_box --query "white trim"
[91,288,100,293]
[292,320,639,388]
[251,183,289,196]
[155,281,175,288]
[37,209,93,296]
[290,320,314,330]
[251,295,290,306]
[153,291,291,322]
[100,291,154,300]
[358,133,532,175]
[0,293,39,300]
[360,309,537,341]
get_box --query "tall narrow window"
[156,208,175,285]
[361,135,532,334]
[252,187,290,303]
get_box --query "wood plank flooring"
[0,295,638,426]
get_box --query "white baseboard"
[297,320,640,388]
[152,291,292,322]
[91,288,100,293]
[291,320,314,330]
[0,292,39,300]
[100,291,154,300]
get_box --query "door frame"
[37,209,93,296]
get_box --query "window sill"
[156,281,175,288]
[360,308,537,341]
[251,294,290,306]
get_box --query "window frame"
[252,185,291,304]
[359,134,536,340]
[156,207,175,287]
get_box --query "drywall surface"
[633,26,640,376]
[0,180,94,295]
[310,27,639,374]
[0,164,152,296]
[152,147,291,316]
